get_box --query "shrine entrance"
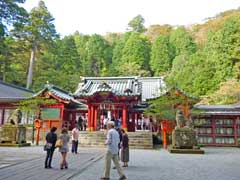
[75,81,141,132]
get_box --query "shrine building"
[0,81,34,125]
[74,77,164,132]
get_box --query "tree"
[85,34,112,76]
[0,0,27,83]
[128,15,146,33]
[13,0,58,89]
[146,24,172,42]
[199,79,240,104]
[169,26,196,56]
[120,32,151,74]
[73,31,90,76]
[118,61,150,76]
[150,35,174,75]
[109,32,131,75]
[33,36,81,92]
[0,0,27,37]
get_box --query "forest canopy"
[0,1,240,104]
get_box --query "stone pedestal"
[169,127,204,154]
[0,125,30,147]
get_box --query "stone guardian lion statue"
[5,109,22,125]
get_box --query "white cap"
[107,121,114,126]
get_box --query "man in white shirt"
[101,121,126,180]
[71,125,79,154]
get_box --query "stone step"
[76,131,153,149]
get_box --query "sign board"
[41,108,60,119]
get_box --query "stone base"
[172,127,197,148]
[0,143,31,147]
[168,146,204,154]
[0,125,27,144]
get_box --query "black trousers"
[45,148,55,167]
[72,140,78,153]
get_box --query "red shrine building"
[74,77,164,132]
[33,83,86,131]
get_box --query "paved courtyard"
[0,147,240,180]
[0,146,105,180]
[73,147,240,180]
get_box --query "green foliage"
[144,89,187,120]
[118,61,150,76]
[85,34,112,76]
[13,0,58,47]
[17,97,57,113]
[146,24,172,42]
[0,0,27,37]
[199,79,240,104]
[169,26,196,56]
[12,0,58,88]
[128,15,146,33]
[2,3,240,106]
[150,35,174,75]
[120,32,151,74]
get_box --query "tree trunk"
[26,45,37,89]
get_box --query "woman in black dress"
[120,129,129,167]
[44,127,57,168]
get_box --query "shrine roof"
[194,104,240,111]
[193,104,240,115]
[0,81,34,102]
[138,77,165,101]
[74,77,164,101]
[34,83,85,106]
[151,84,199,101]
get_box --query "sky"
[22,0,240,36]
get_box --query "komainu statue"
[5,109,22,125]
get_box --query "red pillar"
[94,107,98,131]
[87,104,91,131]
[122,104,127,131]
[134,112,138,122]
[90,105,94,131]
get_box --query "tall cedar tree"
[13,0,58,89]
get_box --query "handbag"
[44,143,52,151]
[55,139,63,148]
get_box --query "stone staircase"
[78,131,153,149]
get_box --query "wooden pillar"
[212,118,216,145]
[87,104,91,131]
[94,106,98,131]
[122,104,127,130]
[234,117,238,145]
[90,105,94,131]
[1,109,5,125]
[163,130,167,149]
[60,104,64,129]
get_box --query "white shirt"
[105,128,120,155]
[72,127,79,141]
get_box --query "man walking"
[101,121,127,180]
[71,125,79,154]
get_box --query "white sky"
[22,0,240,36]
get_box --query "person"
[149,116,153,132]
[114,118,119,128]
[44,127,57,169]
[103,116,108,129]
[120,129,129,167]
[83,116,87,131]
[78,115,83,131]
[100,121,127,180]
[112,127,122,169]
[71,125,79,154]
[59,128,70,169]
